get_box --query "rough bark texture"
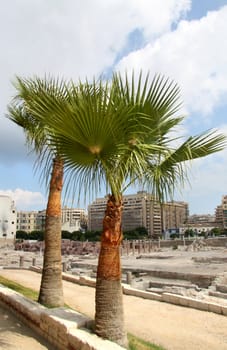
[38,157,64,307]
[95,195,127,348]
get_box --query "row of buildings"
[1,193,227,240]
[16,207,87,233]
[88,191,189,238]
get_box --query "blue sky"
[0,0,227,215]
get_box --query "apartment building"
[61,206,87,232]
[215,205,224,227]
[215,195,227,229]
[17,211,39,232]
[178,212,216,236]
[187,214,215,224]
[162,201,189,238]
[17,207,87,233]
[0,195,17,240]
[88,192,188,237]
[222,195,227,228]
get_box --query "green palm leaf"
[8,73,226,203]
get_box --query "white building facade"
[0,195,17,240]
[16,211,39,232]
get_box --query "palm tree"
[9,73,226,347]
[7,77,70,307]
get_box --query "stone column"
[19,256,24,267]
[62,261,67,272]
[148,240,152,253]
[126,240,129,256]
[132,240,135,256]
[138,240,142,254]
[126,271,132,285]
[143,240,146,253]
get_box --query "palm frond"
[7,72,227,205]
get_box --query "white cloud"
[0,189,46,211]
[0,0,191,165]
[176,124,227,213]
[0,1,226,214]
[0,0,190,82]
[116,5,227,118]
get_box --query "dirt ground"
[1,268,227,350]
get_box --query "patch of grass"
[0,275,38,301]
[0,275,70,308]
[128,333,166,350]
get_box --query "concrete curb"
[0,284,124,350]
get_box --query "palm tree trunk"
[38,157,64,307]
[95,194,127,348]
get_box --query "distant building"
[179,213,217,236]
[88,192,188,237]
[179,223,216,236]
[17,211,39,232]
[17,207,87,233]
[36,210,46,231]
[0,195,17,240]
[187,214,215,224]
[222,195,227,229]
[162,201,189,238]
[215,205,224,228]
[61,206,87,233]
[215,195,227,229]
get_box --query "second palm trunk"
[95,194,127,347]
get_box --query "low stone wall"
[122,286,227,315]
[150,237,227,249]
[121,269,216,288]
[0,284,124,350]
[58,271,227,317]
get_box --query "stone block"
[123,286,162,301]
[188,299,209,311]
[40,307,91,334]
[0,285,44,325]
[209,290,227,300]
[79,276,96,287]
[62,273,80,284]
[179,298,190,307]
[162,293,189,307]
[208,302,222,314]
[68,328,124,350]
[221,306,227,316]
[216,284,227,293]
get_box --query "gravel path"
[1,269,227,350]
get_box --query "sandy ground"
[1,269,227,350]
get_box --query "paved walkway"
[1,269,227,350]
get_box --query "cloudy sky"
[0,0,227,214]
